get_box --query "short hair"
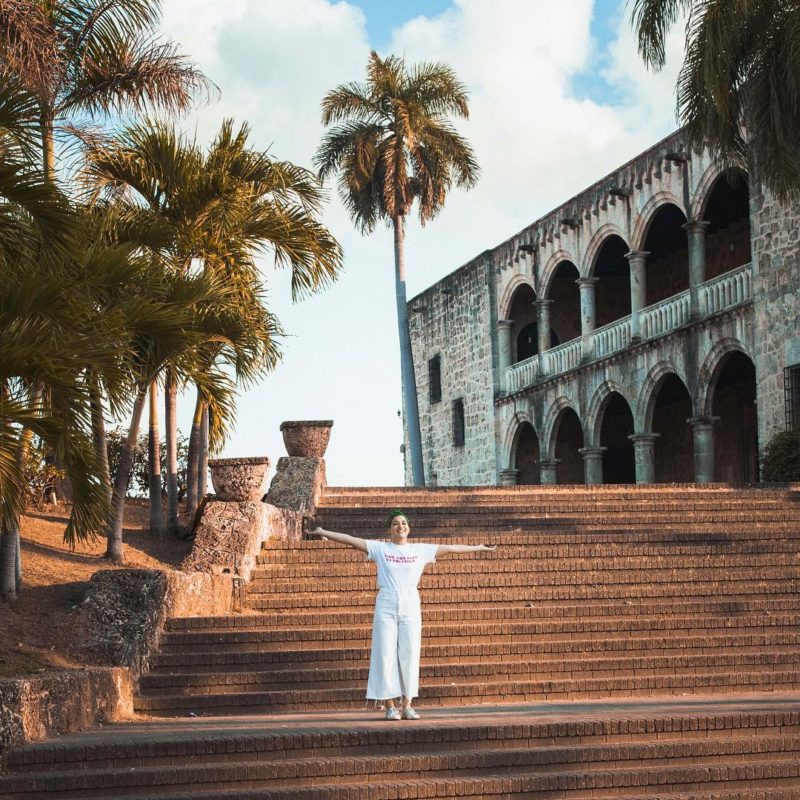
[385,509,409,529]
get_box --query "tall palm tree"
[631,0,800,200]
[0,0,210,183]
[315,51,479,486]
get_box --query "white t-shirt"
[365,540,439,592]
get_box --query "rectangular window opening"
[452,398,465,447]
[785,365,800,430]
[429,355,442,404]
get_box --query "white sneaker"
[401,707,420,720]
[385,707,401,721]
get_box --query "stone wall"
[408,125,798,486]
[750,181,800,446]
[407,254,498,485]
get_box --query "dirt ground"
[0,502,192,678]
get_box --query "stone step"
[150,631,800,670]
[156,613,800,654]
[257,539,800,562]
[166,596,800,630]
[139,650,800,693]
[4,735,799,798]
[245,580,798,609]
[245,567,800,594]
[252,553,800,580]
[133,670,800,713]
[9,701,798,770]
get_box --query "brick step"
[9,703,798,771]
[156,614,800,654]
[167,596,800,630]
[246,581,798,610]
[133,671,800,713]
[253,554,800,580]
[257,540,800,563]
[265,528,800,551]
[150,631,800,670]
[319,484,800,499]
[246,568,800,594]
[149,632,800,671]
[139,650,800,693]
[4,735,799,798]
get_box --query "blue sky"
[158,0,685,486]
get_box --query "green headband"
[385,509,409,528]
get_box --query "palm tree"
[83,119,344,522]
[631,0,800,200]
[0,0,210,184]
[315,51,479,486]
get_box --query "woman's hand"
[308,527,329,540]
[482,544,497,551]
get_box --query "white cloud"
[156,0,686,485]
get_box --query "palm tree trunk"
[1,385,42,599]
[88,370,112,505]
[185,391,203,519]
[392,214,425,486]
[148,381,163,537]
[198,404,209,498]
[164,368,179,533]
[106,384,147,564]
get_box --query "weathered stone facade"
[407,129,799,486]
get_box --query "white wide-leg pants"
[365,588,422,701]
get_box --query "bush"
[106,428,189,498]
[760,428,800,482]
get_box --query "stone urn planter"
[208,457,271,502]
[280,420,333,458]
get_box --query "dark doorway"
[554,408,584,484]
[643,204,689,306]
[593,235,632,328]
[600,393,636,484]
[710,351,758,482]
[514,422,541,485]
[652,374,694,482]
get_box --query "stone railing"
[500,263,754,395]
[640,289,691,340]
[591,315,631,358]
[701,262,752,316]
[543,338,582,375]
[506,354,539,393]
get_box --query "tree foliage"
[631,0,800,200]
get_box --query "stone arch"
[690,161,728,220]
[502,410,535,468]
[630,191,687,252]
[581,223,629,277]
[506,412,542,485]
[498,274,536,321]
[540,249,576,298]
[543,396,578,460]
[636,361,691,432]
[696,338,754,417]
[585,380,626,448]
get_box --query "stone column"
[536,300,552,375]
[625,250,649,341]
[684,220,710,318]
[579,447,606,485]
[538,459,559,485]
[499,468,519,486]
[688,416,719,484]
[496,319,514,392]
[629,433,660,484]
[577,277,598,361]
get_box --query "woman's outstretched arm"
[309,526,369,553]
[436,543,496,556]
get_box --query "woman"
[310,509,496,720]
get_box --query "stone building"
[406,128,800,486]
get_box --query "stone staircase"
[2,483,800,798]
